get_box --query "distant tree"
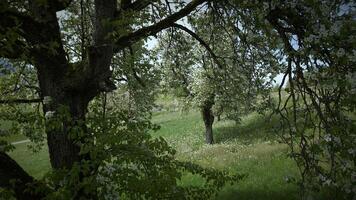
[156,7,278,144]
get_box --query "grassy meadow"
[2,97,310,199]
[152,110,300,200]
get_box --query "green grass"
[151,110,302,200]
[7,142,50,178]
[5,108,304,199]
[0,133,27,143]
[153,94,181,113]
[0,120,28,143]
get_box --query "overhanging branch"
[0,9,37,60]
[0,39,28,59]
[114,0,208,51]
[0,151,47,200]
[0,99,42,104]
[172,23,224,69]
[122,0,156,11]
[50,0,73,11]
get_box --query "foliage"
[0,0,355,199]
[222,0,356,199]
[35,93,242,200]
[0,25,241,199]
[155,3,280,123]
[0,60,44,152]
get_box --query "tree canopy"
[0,0,355,199]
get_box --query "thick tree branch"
[128,46,146,87]
[172,23,224,69]
[122,0,156,11]
[0,9,38,59]
[114,0,208,51]
[0,99,42,104]
[0,39,28,59]
[85,1,115,84]
[266,13,294,53]
[266,7,306,53]
[1,3,69,76]
[0,151,47,200]
[50,0,73,11]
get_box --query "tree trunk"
[34,46,93,169]
[30,0,117,169]
[216,106,223,121]
[24,0,89,170]
[0,0,207,198]
[201,96,215,144]
[43,92,91,169]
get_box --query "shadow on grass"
[217,188,299,200]
[214,113,280,144]
[218,187,343,200]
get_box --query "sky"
[0,58,15,76]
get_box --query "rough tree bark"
[27,1,99,170]
[201,95,215,144]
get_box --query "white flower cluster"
[318,174,334,187]
[346,72,356,94]
[45,111,56,119]
[336,48,346,58]
[304,34,318,43]
[347,148,355,156]
[351,50,356,63]
[43,96,53,105]
[96,164,120,200]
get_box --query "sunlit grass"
[0,133,27,143]
[6,107,306,199]
[151,110,302,200]
[7,142,50,179]
[0,120,27,143]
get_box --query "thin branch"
[128,46,146,88]
[0,99,42,104]
[172,23,223,69]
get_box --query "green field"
[4,109,307,199]
[152,111,300,200]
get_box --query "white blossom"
[45,111,55,119]
[336,48,345,57]
[43,96,53,105]
[324,134,332,142]
[330,21,341,34]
